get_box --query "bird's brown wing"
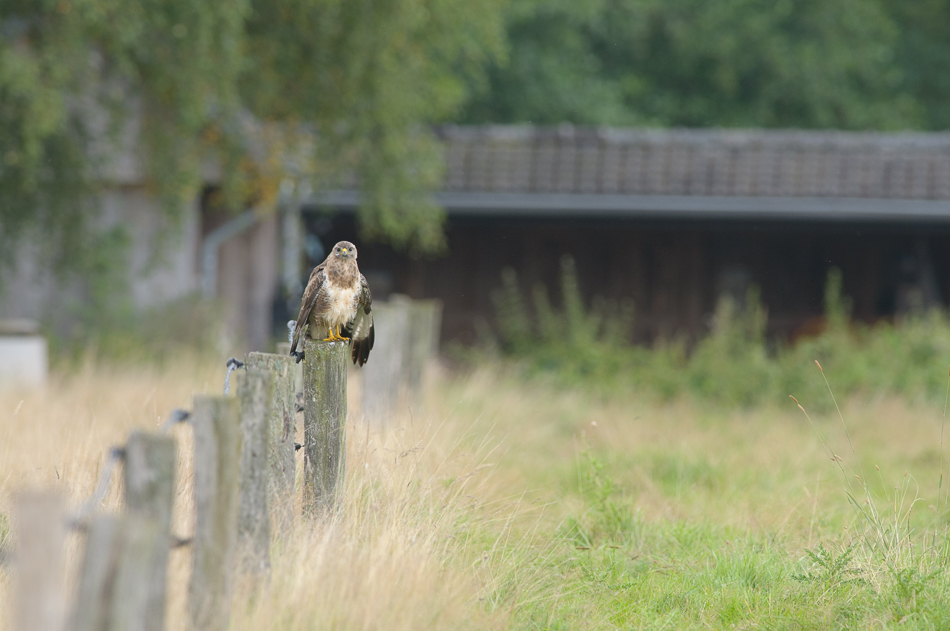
[349,273,374,366]
[290,263,327,355]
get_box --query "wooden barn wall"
[308,213,950,347]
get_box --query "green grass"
[427,368,950,630]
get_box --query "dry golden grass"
[1,358,948,630]
[0,357,525,630]
[429,369,949,544]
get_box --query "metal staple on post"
[303,339,348,517]
[223,358,245,395]
[159,408,190,433]
[189,395,242,631]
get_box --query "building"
[307,125,950,345]
[4,125,950,354]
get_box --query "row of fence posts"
[9,296,441,631]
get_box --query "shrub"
[490,260,950,407]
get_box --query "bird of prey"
[289,240,374,366]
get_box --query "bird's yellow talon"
[321,327,348,342]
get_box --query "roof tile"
[433,125,950,200]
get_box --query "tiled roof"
[435,125,950,200]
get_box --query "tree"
[0,0,507,277]
[883,0,950,131]
[460,0,929,130]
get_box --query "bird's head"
[332,241,358,260]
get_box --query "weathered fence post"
[189,396,242,631]
[245,351,296,534]
[122,431,176,631]
[13,491,66,631]
[71,514,122,631]
[234,368,273,575]
[361,295,411,424]
[303,339,347,516]
[108,514,164,631]
[361,296,442,423]
[72,512,165,631]
[276,342,303,399]
[405,299,443,407]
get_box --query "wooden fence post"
[72,512,165,631]
[12,491,66,631]
[71,514,122,631]
[235,368,273,575]
[122,431,176,631]
[189,396,242,631]
[245,351,296,534]
[302,339,347,516]
[276,342,303,399]
[405,299,442,407]
[360,295,411,424]
[108,514,164,631]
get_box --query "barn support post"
[121,431,177,631]
[233,368,274,576]
[302,339,347,517]
[189,396,242,631]
[12,491,66,631]
[246,351,297,535]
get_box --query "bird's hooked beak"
[341,247,349,256]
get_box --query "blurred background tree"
[4,0,950,269]
[0,0,506,273]
[460,0,950,130]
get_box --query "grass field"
[2,355,950,629]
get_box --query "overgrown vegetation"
[48,295,227,366]
[3,347,950,629]
[491,257,950,408]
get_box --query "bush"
[490,259,950,407]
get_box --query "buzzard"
[289,240,374,366]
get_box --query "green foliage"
[493,255,637,387]
[794,542,864,588]
[0,0,507,269]
[491,263,950,408]
[242,0,506,252]
[461,0,943,130]
[49,294,226,365]
[561,443,637,548]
